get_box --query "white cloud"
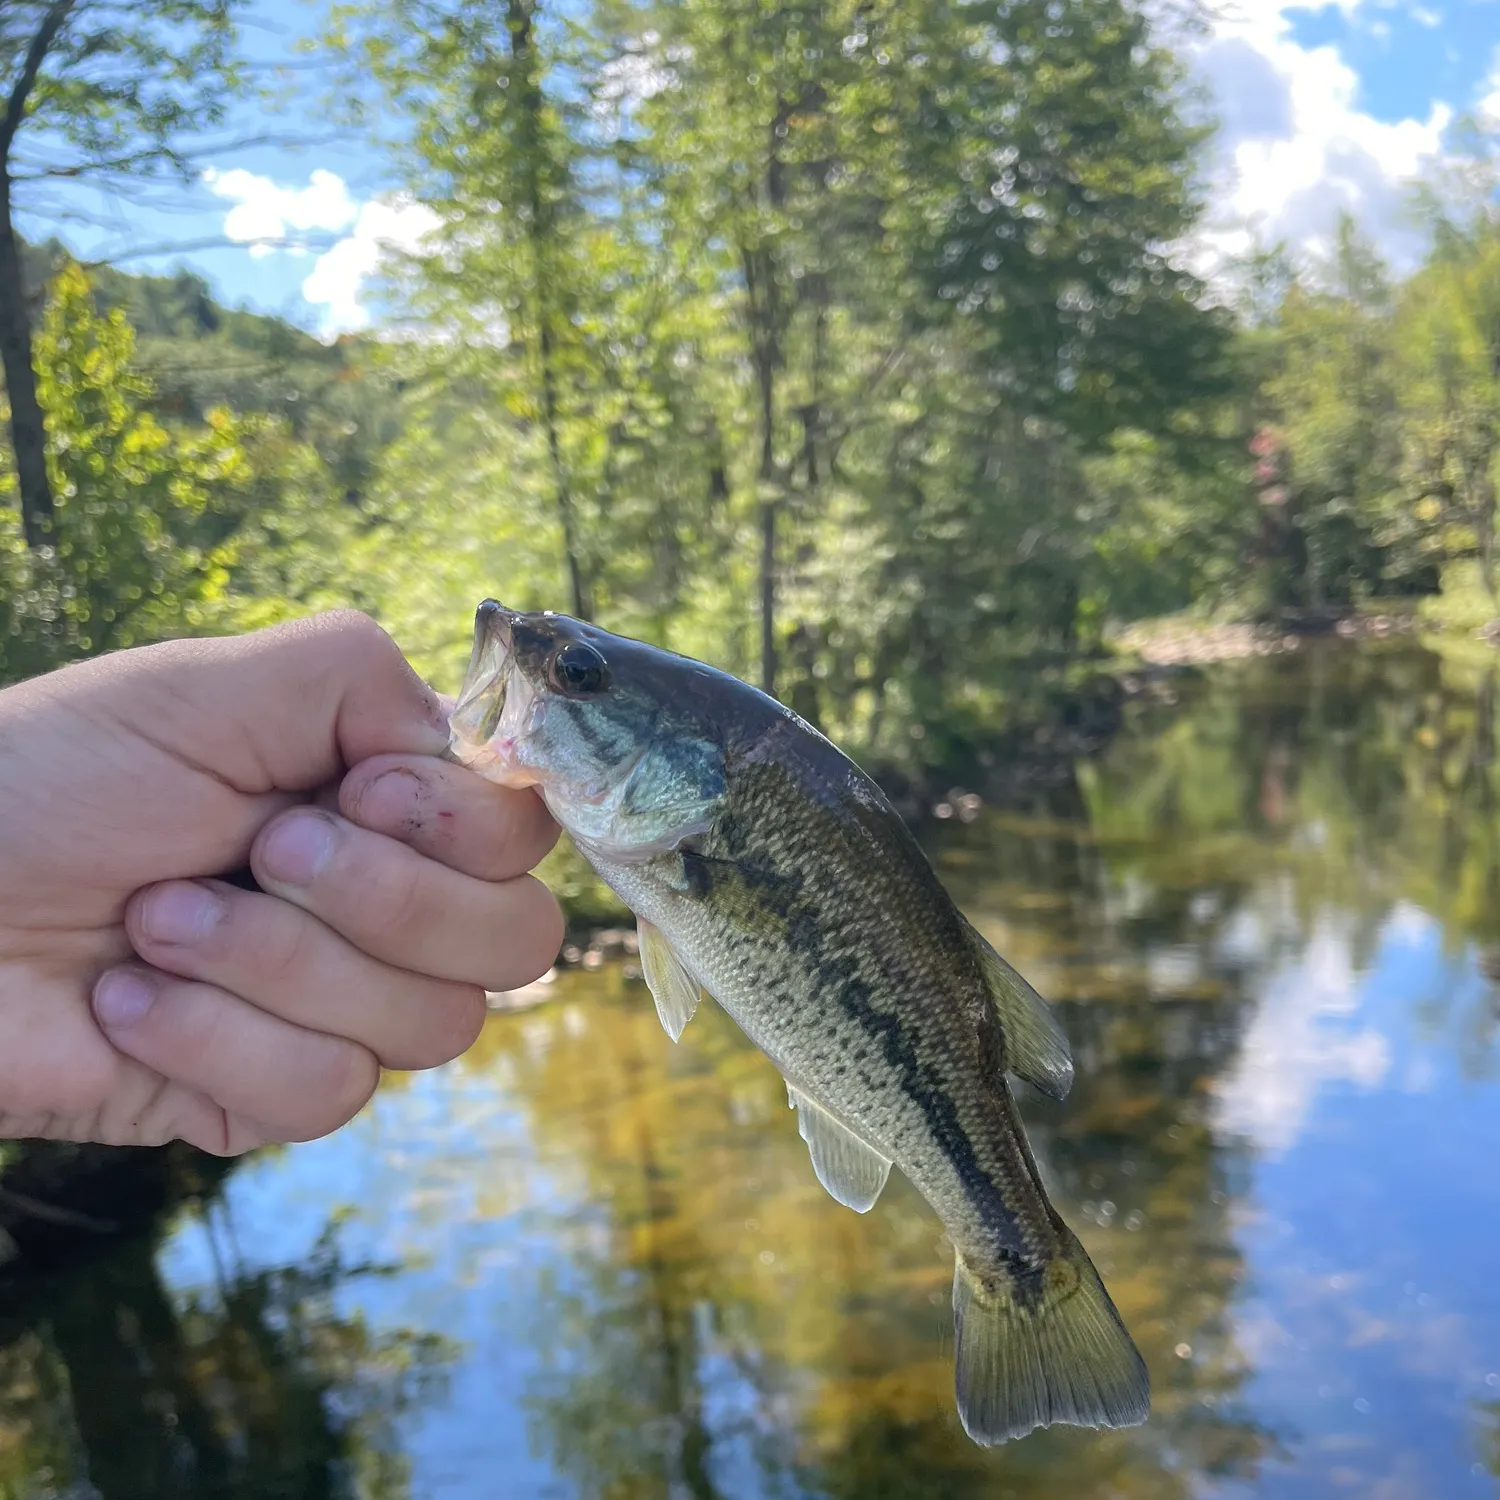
[1480,46,1500,123]
[203,167,442,336]
[1183,0,1456,283]
[1213,912,1393,1157]
[301,195,442,335]
[203,166,358,259]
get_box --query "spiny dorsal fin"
[637,918,702,1042]
[786,1084,892,1213]
[962,916,1074,1101]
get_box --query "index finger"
[339,755,560,881]
[249,809,563,989]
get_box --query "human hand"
[0,612,562,1153]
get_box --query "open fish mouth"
[448,599,513,759]
[446,600,545,786]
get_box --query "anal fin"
[786,1085,892,1213]
[638,918,702,1042]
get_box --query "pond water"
[4,641,1500,1500]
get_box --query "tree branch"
[81,230,344,265]
[11,127,357,185]
[0,0,78,159]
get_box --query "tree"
[338,0,757,664]
[1394,214,1500,603]
[627,0,1227,705]
[344,0,1230,726]
[1257,217,1406,613]
[0,1,246,548]
[0,260,354,683]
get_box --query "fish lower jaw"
[446,735,543,788]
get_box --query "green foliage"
[1243,205,1500,624]
[1,2,246,186]
[6,0,1500,735]
[0,260,358,683]
[1,259,239,676]
[1256,219,1406,610]
[334,0,1233,754]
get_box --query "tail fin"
[952,1233,1150,1445]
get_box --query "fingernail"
[360,767,425,834]
[139,881,223,946]
[260,811,337,887]
[94,970,156,1029]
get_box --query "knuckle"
[429,985,488,1066]
[217,1115,273,1156]
[252,906,314,989]
[47,1045,119,1121]
[313,1044,380,1135]
[266,611,408,709]
[375,855,433,941]
[490,878,564,988]
[319,610,402,670]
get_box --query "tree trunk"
[755,316,777,697]
[539,318,588,619]
[759,494,776,696]
[1478,465,1497,603]
[0,169,53,547]
[506,0,588,620]
[743,242,780,698]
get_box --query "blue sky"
[13,0,1500,337]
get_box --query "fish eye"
[548,641,610,697]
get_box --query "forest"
[1,0,1498,755]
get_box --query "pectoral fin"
[637,918,702,1042]
[786,1085,892,1213]
[963,917,1074,1101]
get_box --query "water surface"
[4,642,1500,1499]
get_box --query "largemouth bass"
[447,599,1149,1444]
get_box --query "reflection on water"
[0,1224,451,1499]
[6,642,1500,1499]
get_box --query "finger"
[339,754,559,881]
[250,808,564,990]
[58,610,450,797]
[126,879,488,1071]
[92,965,379,1144]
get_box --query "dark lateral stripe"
[807,946,1025,1255]
[712,760,1034,1265]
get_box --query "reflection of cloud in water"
[1214,917,1392,1157]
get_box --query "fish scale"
[448,598,1151,1444]
[615,752,1058,1267]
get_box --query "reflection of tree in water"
[0,1212,452,1500]
[1478,1399,1500,1479]
[469,639,1500,1498]
[477,922,1270,1498]
[10,643,1496,1499]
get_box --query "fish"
[446,598,1150,1445]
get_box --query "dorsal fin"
[962,917,1074,1100]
